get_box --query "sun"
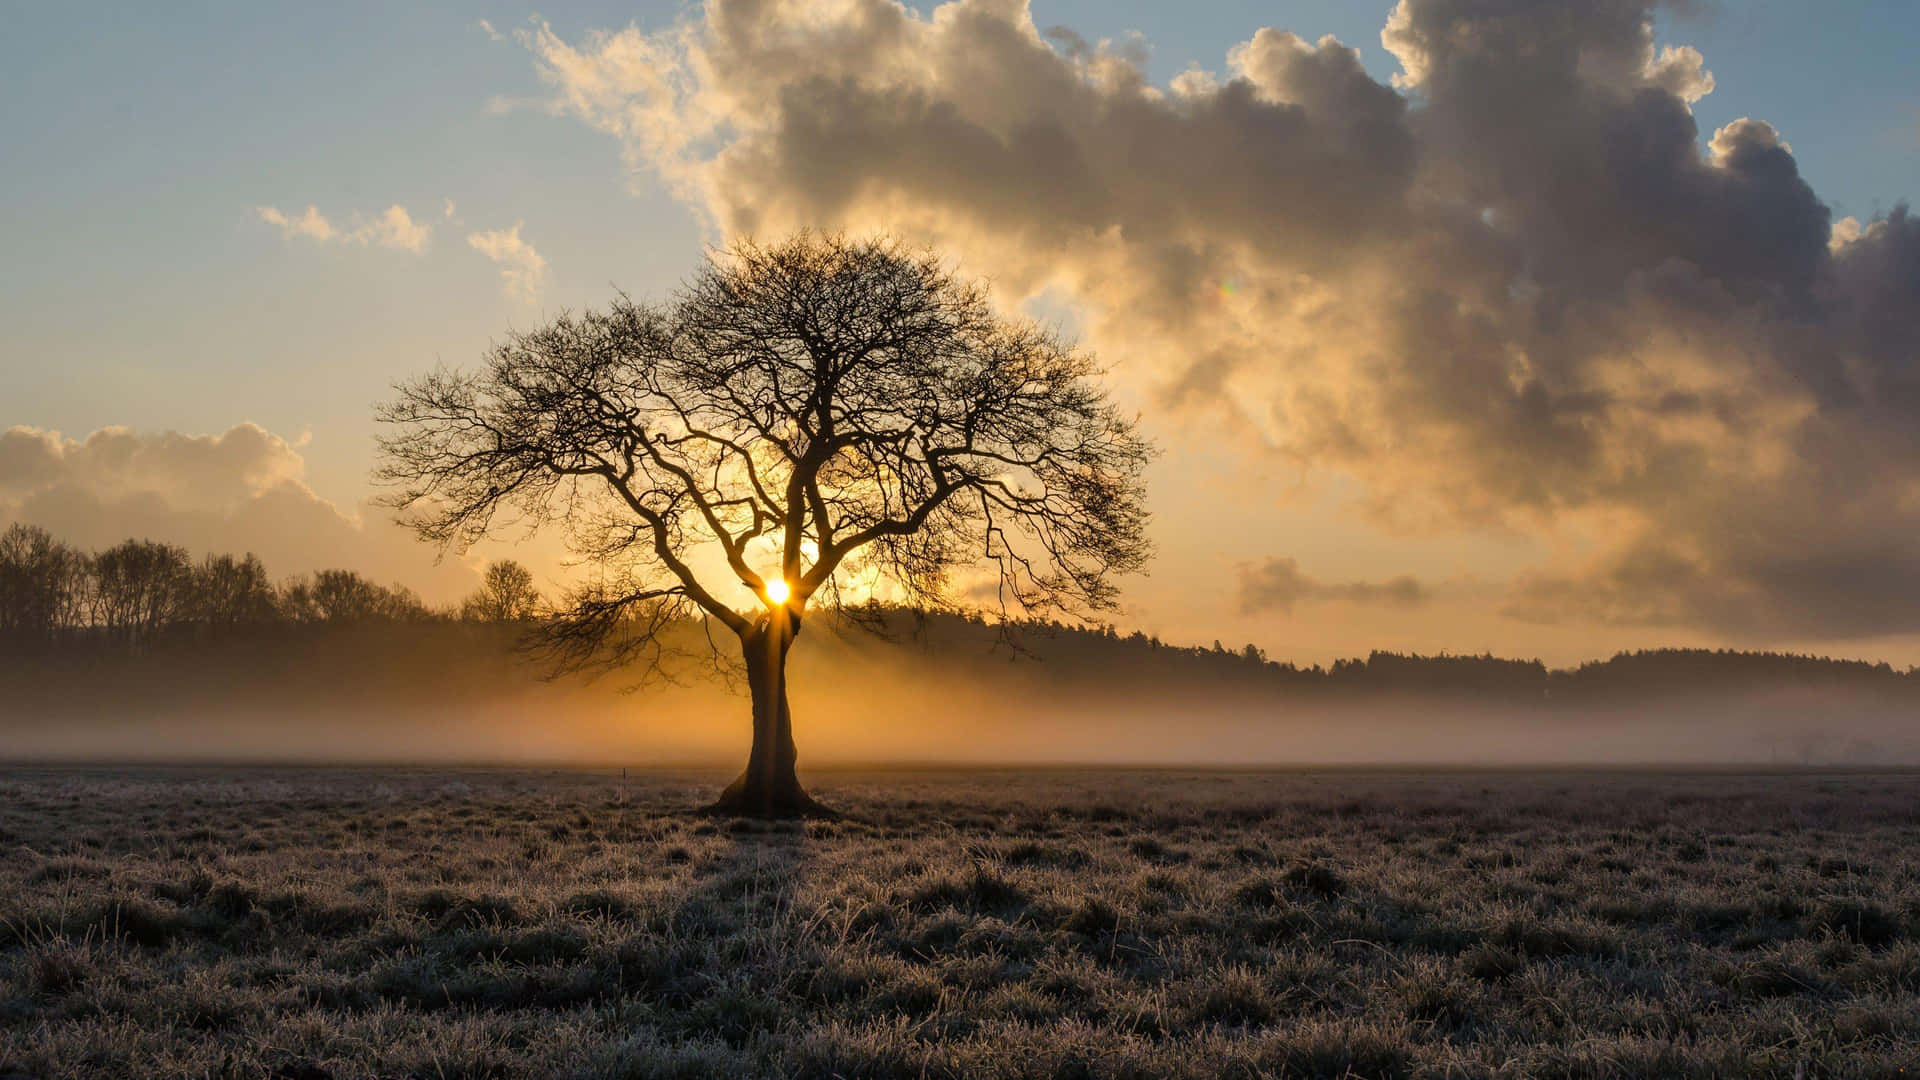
[764,578,791,605]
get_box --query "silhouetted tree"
[461,560,542,622]
[312,570,384,623]
[0,524,87,646]
[280,569,429,624]
[275,577,320,624]
[190,552,279,633]
[89,539,192,646]
[378,233,1154,815]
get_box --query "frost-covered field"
[2,767,1917,1078]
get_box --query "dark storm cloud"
[520,0,1920,639]
[1238,556,1427,616]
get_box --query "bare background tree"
[89,540,191,649]
[461,560,543,623]
[0,523,447,650]
[191,553,278,632]
[377,233,1154,815]
[0,524,87,648]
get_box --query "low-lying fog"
[2,624,1912,766]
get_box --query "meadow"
[2,766,1917,1078]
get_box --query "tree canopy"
[377,232,1154,670]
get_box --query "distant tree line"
[1078,624,1915,701]
[935,617,1919,702]
[0,524,543,650]
[5,524,1916,702]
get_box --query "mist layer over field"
[3,620,1914,766]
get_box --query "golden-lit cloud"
[0,424,307,515]
[467,222,549,302]
[512,0,1920,641]
[360,205,432,253]
[254,204,336,243]
[0,424,477,600]
[254,203,431,253]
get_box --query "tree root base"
[702,780,840,820]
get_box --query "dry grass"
[2,767,1917,1078]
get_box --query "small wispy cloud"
[253,203,431,253]
[477,18,505,42]
[359,205,431,253]
[467,222,548,302]
[254,205,336,243]
[256,200,543,301]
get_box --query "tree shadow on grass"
[669,816,821,938]
[625,815,829,1047]
[334,805,835,1074]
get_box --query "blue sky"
[2,1,1917,662]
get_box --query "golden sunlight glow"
[765,578,791,605]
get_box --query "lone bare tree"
[377,233,1153,816]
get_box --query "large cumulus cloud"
[513,0,1920,641]
[0,424,480,599]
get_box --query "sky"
[2,0,1918,667]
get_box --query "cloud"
[478,18,504,42]
[0,424,306,515]
[0,424,477,600]
[514,0,1920,642]
[1643,44,1714,105]
[1238,556,1428,615]
[359,205,432,253]
[254,205,335,242]
[467,222,549,301]
[254,203,431,252]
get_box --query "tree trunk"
[706,609,834,818]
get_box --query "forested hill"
[5,604,1916,765]
[4,601,1913,707]
[834,611,1918,704]
[3,520,1917,719]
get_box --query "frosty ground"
[2,766,1916,1078]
